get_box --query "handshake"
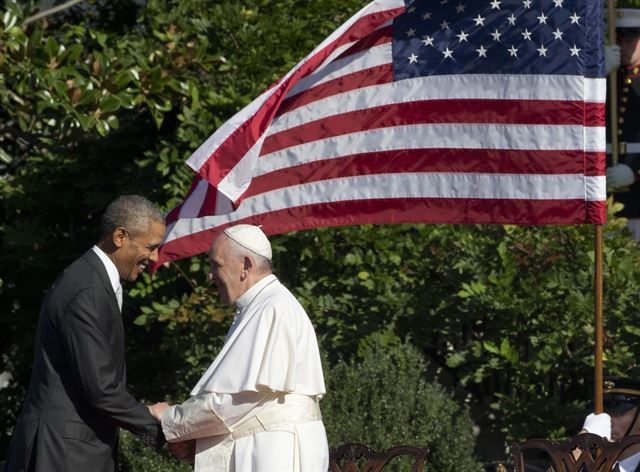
[148,401,195,462]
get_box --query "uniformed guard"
[606,6,640,239]
[582,377,640,471]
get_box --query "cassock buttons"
[634,68,640,74]
[619,117,625,124]
[621,106,627,113]
[619,129,624,135]
[623,96,629,103]
[626,78,633,84]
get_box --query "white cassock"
[161,274,329,471]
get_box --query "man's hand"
[168,440,196,462]
[606,45,621,74]
[148,401,170,422]
[607,164,635,188]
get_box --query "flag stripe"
[158,197,605,265]
[285,39,392,100]
[264,100,605,156]
[269,75,606,137]
[165,172,606,245]
[255,123,604,178]
[241,149,605,200]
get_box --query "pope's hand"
[148,401,170,422]
[582,412,611,440]
[607,164,635,188]
[605,45,621,74]
[168,440,196,462]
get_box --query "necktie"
[115,285,123,312]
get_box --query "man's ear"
[242,256,253,277]
[112,227,127,248]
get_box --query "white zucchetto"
[223,224,272,260]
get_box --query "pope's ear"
[112,227,127,248]
[243,256,254,272]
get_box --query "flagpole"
[594,224,604,414]
[609,0,619,165]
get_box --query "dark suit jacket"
[4,250,164,472]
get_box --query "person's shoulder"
[48,252,105,300]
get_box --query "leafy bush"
[322,342,483,472]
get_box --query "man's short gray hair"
[100,195,164,239]
[226,237,272,274]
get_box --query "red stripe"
[154,198,605,268]
[278,64,393,116]
[197,184,219,218]
[264,100,605,156]
[242,149,605,199]
[196,7,404,192]
[332,25,392,61]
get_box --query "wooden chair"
[329,442,429,472]
[512,433,640,471]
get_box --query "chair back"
[512,433,640,471]
[329,442,429,472]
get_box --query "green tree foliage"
[3,0,640,468]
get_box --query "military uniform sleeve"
[59,288,165,450]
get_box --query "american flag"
[156,0,605,267]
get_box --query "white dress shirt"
[92,245,122,311]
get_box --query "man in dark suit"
[4,195,166,472]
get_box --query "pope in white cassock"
[150,224,329,471]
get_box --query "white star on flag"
[570,44,581,55]
[537,44,548,56]
[508,45,519,57]
[521,28,532,40]
[491,29,501,41]
[474,14,486,25]
[457,30,470,42]
[422,35,434,46]
[537,12,548,23]
[507,14,517,25]
[476,45,488,57]
[408,53,419,63]
[570,12,580,23]
[442,47,454,59]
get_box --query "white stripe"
[269,75,606,137]
[164,173,605,243]
[177,178,208,219]
[256,123,605,176]
[286,43,391,98]
[186,0,402,173]
[315,19,393,70]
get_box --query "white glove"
[607,164,635,188]
[606,45,621,74]
[582,412,611,440]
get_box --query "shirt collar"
[235,274,277,310]
[92,245,121,295]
